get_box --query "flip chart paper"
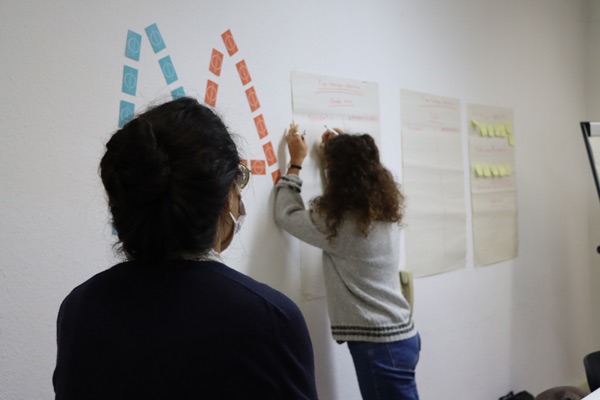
[400,89,467,277]
[468,104,518,266]
[291,71,381,299]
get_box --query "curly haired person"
[275,125,420,400]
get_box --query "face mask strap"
[228,200,246,234]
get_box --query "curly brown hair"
[310,133,404,240]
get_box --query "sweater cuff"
[278,174,303,192]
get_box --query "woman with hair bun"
[53,98,318,400]
[275,125,420,400]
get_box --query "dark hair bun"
[100,97,241,265]
[103,118,171,205]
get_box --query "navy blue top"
[53,260,318,399]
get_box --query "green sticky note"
[505,122,513,134]
[498,165,507,176]
[505,164,512,175]
[508,134,515,146]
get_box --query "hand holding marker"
[285,124,339,173]
[324,125,339,136]
[289,121,305,136]
[285,122,307,173]
[321,125,339,149]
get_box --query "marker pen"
[324,125,338,135]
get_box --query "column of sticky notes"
[471,120,515,179]
[468,104,518,266]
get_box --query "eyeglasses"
[237,162,251,190]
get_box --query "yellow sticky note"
[490,164,500,176]
[508,134,515,146]
[505,122,513,134]
[504,164,512,175]
[498,164,507,176]
[480,123,488,137]
[483,163,492,177]
[474,163,483,177]
[471,120,479,128]
[497,124,507,137]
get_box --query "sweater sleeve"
[274,174,332,251]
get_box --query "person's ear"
[224,185,238,213]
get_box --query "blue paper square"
[145,23,166,53]
[125,30,142,61]
[121,66,138,96]
[118,100,135,128]
[171,86,186,99]
[159,56,178,85]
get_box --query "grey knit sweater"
[274,174,416,343]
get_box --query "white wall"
[1,1,597,399]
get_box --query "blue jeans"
[347,334,421,400]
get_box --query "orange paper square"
[271,169,281,184]
[245,87,260,112]
[250,160,266,175]
[263,141,277,166]
[205,80,218,107]
[236,60,252,86]
[209,49,223,76]
[254,114,268,139]
[221,29,238,56]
